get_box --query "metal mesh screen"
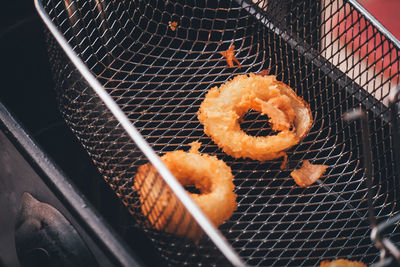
[39,0,400,265]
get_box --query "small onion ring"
[319,259,366,267]
[198,73,313,161]
[133,142,237,240]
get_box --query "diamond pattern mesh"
[40,0,400,265]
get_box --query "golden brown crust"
[133,145,237,240]
[198,73,313,161]
[274,80,313,140]
[319,259,367,267]
[256,95,296,132]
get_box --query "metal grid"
[39,0,400,265]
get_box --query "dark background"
[0,1,161,266]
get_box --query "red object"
[332,0,400,78]
[361,0,400,40]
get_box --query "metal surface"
[15,193,98,267]
[344,108,388,266]
[36,0,400,266]
[0,102,143,267]
[365,87,400,267]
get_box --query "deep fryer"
[34,0,400,266]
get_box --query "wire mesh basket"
[35,0,400,266]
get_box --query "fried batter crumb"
[168,21,178,31]
[290,160,328,187]
[220,45,241,68]
[280,153,288,170]
[189,141,201,154]
[257,69,271,76]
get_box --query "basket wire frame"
[344,103,400,267]
[37,0,400,266]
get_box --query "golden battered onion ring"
[319,259,366,267]
[198,73,313,161]
[133,142,237,240]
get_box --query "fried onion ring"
[198,73,313,161]
[319,259,367,267]
[133,142,237,239]
[290,160,328,187]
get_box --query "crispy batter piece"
[168,21,178,31]
[189,141,201,153]
[257,69,271,76]
[290,160,328,187]
[319,259,367,267]
[220,45,241,68]
[280,153,288,170]
[255,95,296,131]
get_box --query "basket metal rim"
[347,0,400,51]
